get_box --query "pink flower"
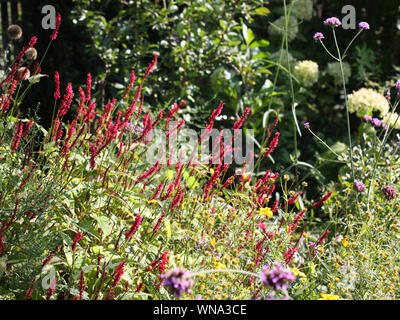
[125,214,142,240]
[50,13,61,40]
[54,72,60,100]
[358,22,370,30]
[86,73,92,101]
[323,17,341,27]
[262,132,280,158]
[313,32,324,41]
[312,191,333,208]
[72,232,83,252]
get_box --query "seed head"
[7,24,23,40]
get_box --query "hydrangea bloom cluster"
[161,268,194,298]
[269,49,297,70]
[260,262,296,291]
[323,17,342,27]
[327,62,351,86]
[347,88,389,118]
[268,15,299,42]
[291,0,313,21]
[382,113,400,130]
[381,185,397,201]
[353,179,365,192]
[293,60,319,87]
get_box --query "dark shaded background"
[0,0,396,128]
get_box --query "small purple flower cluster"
[161,267,194,298]
[314,18,369,41]
[381,185,397,201]
[260,262,296,291]
[364,115,388,130]
[396,80,400,97]
[323,17,342,27]
[354,179,365,192]
[313,32,324,41]
[358,22,370,30]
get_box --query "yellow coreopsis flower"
[341,238,349,247]
[289,267,307,283]
[318,293,340,300]
[258,207,273,218]
[210,238,216,247]
[212,258,226,269]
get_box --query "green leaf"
[62,240,73,267]
[251,7,270,16]
[28,74,47,84]
[94,215,112,239]
[164,219,171,242]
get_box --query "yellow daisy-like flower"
[210,238,216,248]
[258,207,273,218]
[318,293,340,300]
[212,258,226,269]
[341,238,349,247]
[289,267,307,283]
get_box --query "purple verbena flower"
[364,115,372,123]
[304,122,310,129]
[381,185,397,201]
[358,22,370,30]
[382,123,388,131]
[396,80,400,93]
[386,91,391,100]
[354,179,365,192]
[161,268,194,298]
[371,118,382,128]
[323,17,342,27]
[313,32,324,41]
[260,262,296,291]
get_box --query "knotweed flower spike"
[50,13,61,40]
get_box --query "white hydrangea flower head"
[291,0,313,21]
[347,88,390,118]
[382,113,400,130]
[293,60,319,87]
[326,62,351,86]
[268,15,299,42]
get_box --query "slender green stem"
[319,41,339,61]
[342,29,363,59]
[332,28,356,183]
[283,0,300,181]
[367,101,400,208]
[306,127,340,157]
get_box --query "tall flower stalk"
[314,19,370,207]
